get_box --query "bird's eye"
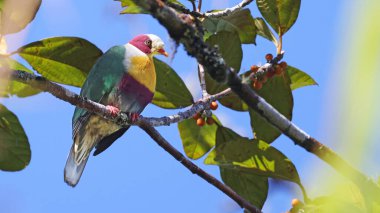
[145,39,152,48]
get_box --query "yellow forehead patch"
[128,56,156,93]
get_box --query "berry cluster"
[193,101,218,127]
[250,53,288,90]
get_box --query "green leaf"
[203,9,257,44]
[205,126,302,186]
[249,71,293,143]
[17,37,103,87]
[204,31,247,111]
[117,0,184,14]
[178,115,220,160]
[254,17,278,45]
[0,0,41,35]
[205,31,242,72]
[287,65,318,90]
[152,58,193,109]
[221,167,268,209]
[0,56,40,97]
[256,0,301,36]
[0,104,31,171]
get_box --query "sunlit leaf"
[287,65,318,90]
[303,183,368,212]
[256,0,301,36]
[254,17,277,45]
[178,115,220,160]
[17,37,103,87]
[0,104,31,171]
[0,56,40,97]
[153,58,193,109]
[0,0,41,35]
[203,9,256,44]
[249,71,293,143]
[221,167,268,209]
[205,126,302,185]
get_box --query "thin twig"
[139,123,261,213]
[166,0,254,18]
[4,70,232,127]
[197,0,202,12]
[198,64,208,98]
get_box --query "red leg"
[129,113,140,122]
[106,105,120,117]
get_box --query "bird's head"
[129,34,168,57]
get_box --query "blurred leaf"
[17,37,103,87]
[153,58,193,109]
[178,115,220,160]
[221,167,268,209]
[0,0,41,35]
[204,31,247,111]
[0,36,7,54]
[0,56,40,97]
[287,65,318,90]
[254,17,278,45]
[256,0,301,36]
[203,9,257,44]
[117,0,183,14]
[205,126,302,185]
[303,183,368,212]
[249,72,293,143]
[0,104,31,171]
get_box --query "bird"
[64,34,168,187]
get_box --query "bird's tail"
[64,144,89,187]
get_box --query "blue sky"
[3,0,380,212]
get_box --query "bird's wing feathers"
[72,45,127,139]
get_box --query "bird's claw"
[106,105,120,117]
[129,112,140,122]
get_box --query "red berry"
[253,80,262,90]
[193,113,201,120]
[275,65,284,75]
[206,117,215,125]
[196,118,205,126]
[265,53,273,61]
[279,61,288,69]
[250,65,259,73]
[291,199,301,207]
[266,70,275,78]
[210,101,218,110]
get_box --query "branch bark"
[133,0,380,196]
[139,122,261,213]
[166,0,254,18]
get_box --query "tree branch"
[132,0,380,196]
[166,0,254,18]
[204,0,254,18]
[3,69,260,212]
[139,122,261,213]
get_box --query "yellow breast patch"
[128,56,156,93]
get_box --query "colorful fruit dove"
[64,34,168,187]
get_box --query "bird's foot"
[106,105,120,117]
[128,112,140,123]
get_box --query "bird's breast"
[125,56,156,93]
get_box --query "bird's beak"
[158,48,169,57]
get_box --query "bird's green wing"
[72,45,126,138]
